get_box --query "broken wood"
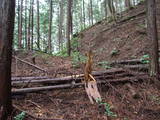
[13,56,47,72]
[12,74,149,94]
[12,72,146,85]
[11,68,125,83]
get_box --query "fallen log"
[12,74,149,94]
[12,72,146,85]
[110,59,143,66]
[11,68,129,85]
[123,64,148,72]
[12,76,49,81]
[13,56,47,72]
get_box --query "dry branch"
[13,56,47,72]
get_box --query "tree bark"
[27,0,32,50]
[90,0,93,25]
[37,0,40,50]
[0,0,15,119]
[125,0,132,10]
[25,0,27,49]
[66,0,72,56]
[104,0,107,18]
[18,0,23,49]
[108,0,116,20]
[58,0,64,51]
[31,0,34,50]
[82,0,86,28]
[48,0,53,53]
[147,0,159,78]
[17,0,20,48]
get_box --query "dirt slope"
[78,1,160,64]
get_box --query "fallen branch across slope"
[13,56,47,73]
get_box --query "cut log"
[12,76,49,81]
[12,72,147,85]
[110,59,143,66]
[12,74,149,94]
[13,56,47,72]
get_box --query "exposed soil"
[78,1,160,63]
[13,81,160,120]
[12,1,160,120]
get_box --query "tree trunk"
[125,0,132,10]
[66,0,72,56]
[48,0,53,53]
[104,0,108,17]
[147,0,159,78]
[27,0,32,50]
[37,0,40,50]
[25,0,27,49]
[82,0,85,28]
[90,0,93,25]
[0,0,15,119]
[108,0,116,20]
[58,0,64,51]
[17,0,20,48]
[18,0,23,49]
[31,0,34,50]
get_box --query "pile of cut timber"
[12,67,149,94]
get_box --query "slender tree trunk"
[66,0,72,56]
[90,0,93,25]
[27,0,32,50]
[0,0,15,119]
[31,0,34,50]
[48,0,53,53]
[58,0,64,51]
[37,0,40,50]
[88,4,91,26]
[70,0,73,36]
[17,0,20,48]
[80,3,83,30]
[108,0,116,20]
[147,0,159,78]
[82,0,85,28]
[25,0,27,49]
[19,0,23,49]
[104,0,107,17]
[125,0,132,9]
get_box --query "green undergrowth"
[54,36,86,68]
[14,112,26,120]
[111,49,120,56]
[98,61,111,69]
[96,99,117,117]
[33,51,52,59]
[140,54,150,64]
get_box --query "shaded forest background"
[14,0,144,54]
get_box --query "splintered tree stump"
[85,81,101,104]
[84,51,102,104]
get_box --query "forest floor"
[12,1,160,120]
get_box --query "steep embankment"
[78,1,160,63]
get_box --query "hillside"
[10,1,160,120]
[12,1,160,77]
[78,1,160,63]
